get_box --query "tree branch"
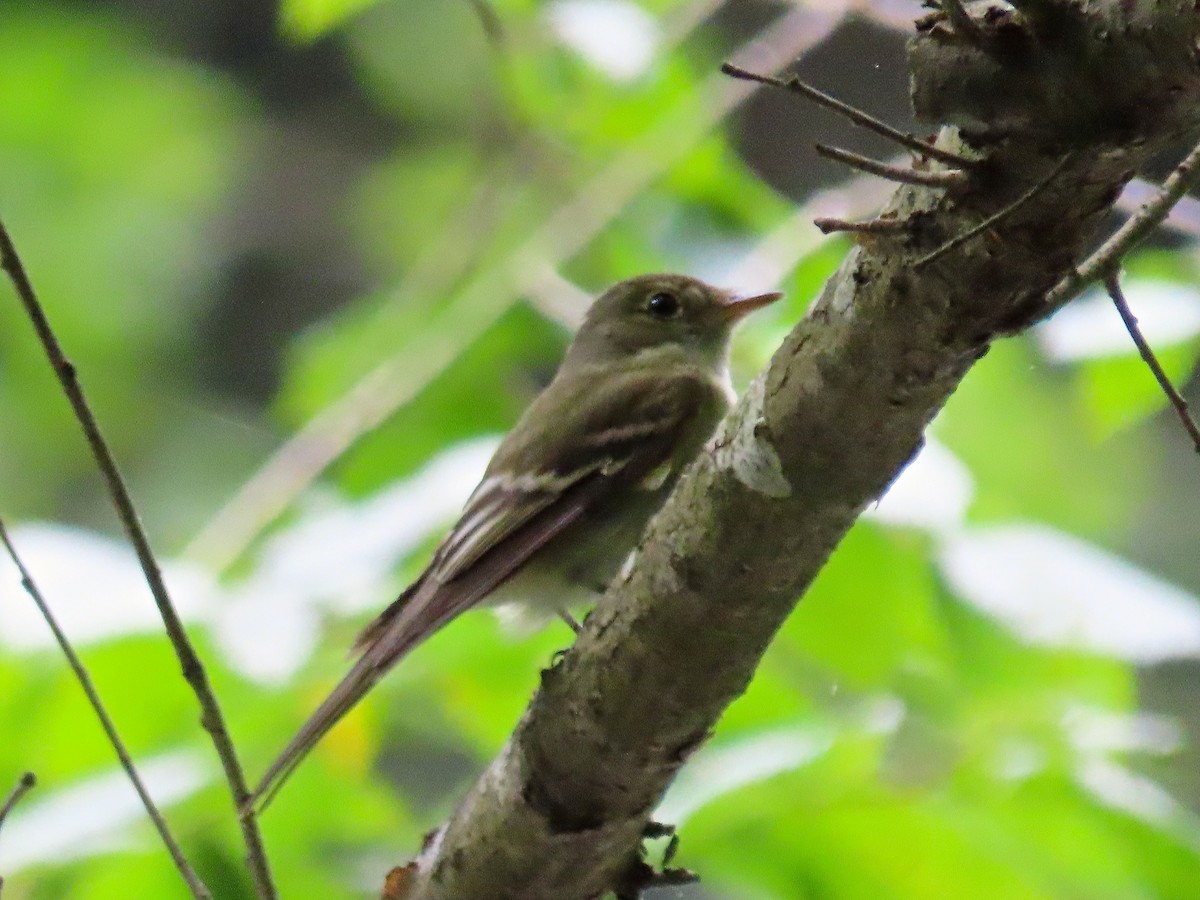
[0,770,35,896]
[814,143,967,188]
[1104,274,1200,455]
[0,771,35,833]
[914,152,1073,268]
[0,521,211,899]
[1039,137,1200,320]
[720,62,975,168]
[939,0,984,46]
[0,225,277,900]
[398,1,1200,897]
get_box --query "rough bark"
[399,2,1200,897]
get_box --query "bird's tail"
[247,577,477,813]
[246,652,383,814]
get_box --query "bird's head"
[565,273,782,370]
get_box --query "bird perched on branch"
[250,273,782,808]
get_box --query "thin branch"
[0,521,211,899]
[0,223,277,900]
[915,153,1073,268]
[0,770,35,896]
[1116,178,1200,240]
[814,143,968,188]
[814,215,909,235]
[0,771,35,833]
[720,62,975,168]
[1104,273,1200,454]
[940,0,984,44]
[1040,137,1200,318]
[722,174,896,288]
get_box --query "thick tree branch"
[939,0,985,47]
[400,2,1200,897]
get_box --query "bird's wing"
[249,367,717,810]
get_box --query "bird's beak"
[719,290,784,322]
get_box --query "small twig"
[0,771,35,833]
[0,223,277,900]
[1104,274,1200,454]
[915,153,1073,269]
[1117,179,1200,240]
[814,215,909,235]
[722,173,895,288]
[0,522,211,899]
[0,770,36,895]
[940,0,984,44]
[814,143,967,188]
[1041,137,1200,318]
[721,62,975,169]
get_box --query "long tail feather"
[352,578,420,653]
[247,579,480,812]
[249,475,607,813]
[247,653,382,812]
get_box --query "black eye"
[647,291,680,319]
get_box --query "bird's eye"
[646,291,680,319]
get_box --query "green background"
[2,1,1200,897]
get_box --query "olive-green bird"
[251,273,782,807]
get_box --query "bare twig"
[1041,137,1200,318]
[1117,178,1200,240]
[815,143,967,188]
[1104,274,1200,454]
[0,223,277,900]
[915,153,1073,268]
[720,62,975,168]
[0,770,36,895]
[0,771,35,833]
[940,0,984,44]
[722,174,896,288]
[0,522,211,899]
[814,215,908,235]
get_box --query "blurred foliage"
[3,1,1200,899]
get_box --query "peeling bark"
[399,3,1200,898]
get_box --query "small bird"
[250,273,782,807]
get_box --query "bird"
[249,273,782,809]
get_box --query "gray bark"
[399,2,1200,897]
